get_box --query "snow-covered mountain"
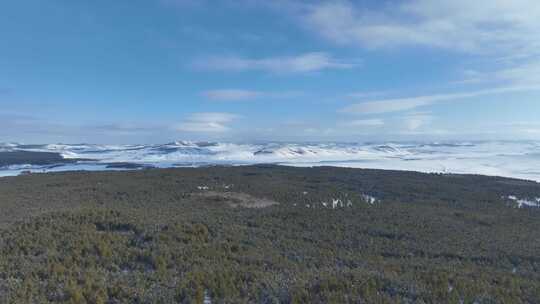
[1,141,539,181]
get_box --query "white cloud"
[0,113,164,140]
[522,128,540,134]
[202,89,303,101]
[347,91,389,99]
[404,118,424,131]
[175,122,230,133]
[339,119,384,127]
[194,52,358,73]
[174,112,239,133]
[402,113,434,131]
[188,112,239,123]
[303,0,540,57]
[341,98,431,115]
[340,85,540,114]
[202,89,263,101]
[495,121,540,136]
[501,121,540,127]
[298,1,540,92]
[493,61,540,85]
[457,60,540,85]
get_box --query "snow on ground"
[361,194,378,205]
[506,195,540,208]
[316,194,377,209]
[1,141,539,182]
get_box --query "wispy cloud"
[194,52,358,73]
[457,60,540,85]
[202,89,303,101]
[303,1,540,57]
[297,0,540,97]
[340,85,540,115]
[346,91,389,99]
[491,61,540,85]
[493,121,540,136]
[402,112,434,131]
[202,89,262,101]
[0,112,169,140]
[339,119,384,127]
[90,123,162,136]
[174,112,239,133]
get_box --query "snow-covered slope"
[1,141,539,181]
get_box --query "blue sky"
[1,0,540,143]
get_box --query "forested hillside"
[1,166,539,303]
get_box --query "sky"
[1,0,540,143]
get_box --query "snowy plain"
[1,141,539,182]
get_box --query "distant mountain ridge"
[1,141,539,181]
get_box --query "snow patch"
[332,198,344,209]
[319,198,350,209]
[506,195,540,208]
[361,194,378,205]
[204,290,212,304]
